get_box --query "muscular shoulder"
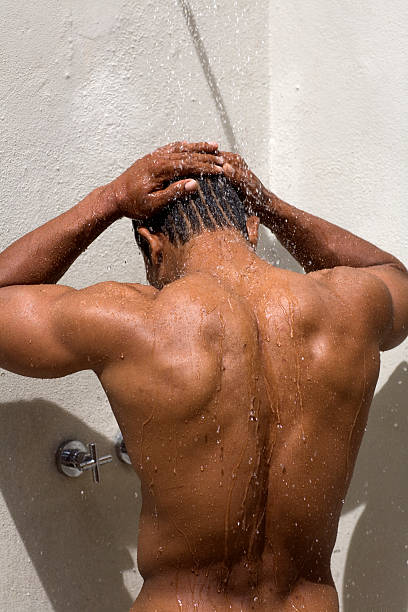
[71,277,222,342]
[309,265,390,305]
[70,278,223,359]
[62,280,158,318]
[57,281,159,363]
[73,280,158,303]
[307,266,392,340]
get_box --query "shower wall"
[0,1,406,610]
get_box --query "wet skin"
[0,143,407,611]
[97,234,382,611]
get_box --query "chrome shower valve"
[56,440,112,484]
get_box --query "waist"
[131,567,339,611]
[137,504,335,585]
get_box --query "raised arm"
[0,142,222,288]
[0,142,224,377]
[222,152,408,351]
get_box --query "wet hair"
[132,176,248,262]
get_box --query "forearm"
[0,184,121,288]
[259,190,406,273]
[0,141,223,288]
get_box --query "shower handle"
[56,440,113,483]
[82,442,112,483]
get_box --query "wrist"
[107,175,139,219]
[95,183,124,222]
[256,187,280,224]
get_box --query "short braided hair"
[132,176,248,260]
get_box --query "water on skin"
[345,349,367,483]
[140,412,154,469]
[162,294,268,606]
[124,252,363,609]
[277,291,307,442]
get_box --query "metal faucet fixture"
[56,440,112,483]
[115,432,132,465]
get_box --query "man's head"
[132,175,259,287]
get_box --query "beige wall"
[0,1,406,610]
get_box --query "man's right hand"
[110,141,224,220]
[221,152,272,216]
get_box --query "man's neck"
[171,229,260,286]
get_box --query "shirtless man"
[0,141,407,611]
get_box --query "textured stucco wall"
[0,1,407,611]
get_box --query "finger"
[162,160,224,178]
[177,141,220,154]
[218,151,248,169]
[167,152,224,165]
[222,162,249,197]
[218,150,237,160]
[156,141,187,154]
[223,162,239,180]
[162,141,220,154]
[149,179,198,207]
[223,160,251,183]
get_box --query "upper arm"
[0,281,151,378]
[360,263,408,350]
[310,263,408,351]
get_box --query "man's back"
[98,256,382,611]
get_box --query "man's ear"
[137,228,164,265]
[246,215,260,247]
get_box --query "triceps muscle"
[0,284,86,378]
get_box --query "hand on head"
[110,141,224,220]
[220,151,268,215]
[109,140,268,221]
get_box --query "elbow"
[387,260,408,275]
